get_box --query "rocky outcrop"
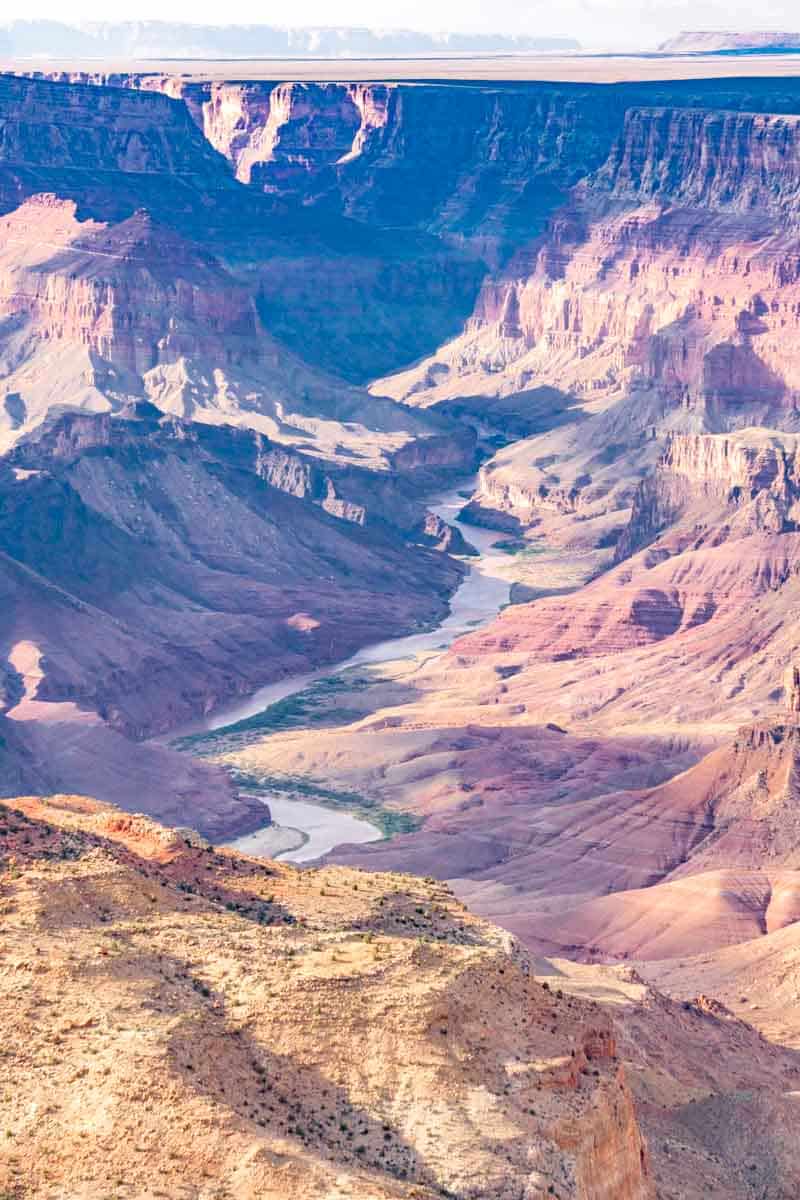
[0,195,472,473]
[616,429,800,560]
[786,665,800,713]
[0,200,257,374]
[381,165,800,417]
[0,72,226,180]
[662,430,800,494]
[204,82,393,191]
[0,72,235,221]
[570,1072,653,1200]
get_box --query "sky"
[6,1,800,51]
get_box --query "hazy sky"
[7,1,800,51]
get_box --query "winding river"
[181,479,514,861]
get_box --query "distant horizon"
[3,15,800,57]
[3,4,800,54]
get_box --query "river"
[181,478,514,861]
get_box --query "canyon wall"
[25,73,628,255]
[26,73,800,240]
[0,72,237,223]
[596,106,800,211]
[616,428,800,558]
[367,90,800,540]
[23,70,800,389]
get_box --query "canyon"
[6,57,800,1198]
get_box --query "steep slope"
[0,72,237,221]
[1,405,465,731]
[546,959,800,1200]
[645,916,800,1050]
[28,75,620,249]
[0,404,466,830]
[515,719,800,959]
[0,792,652,1200]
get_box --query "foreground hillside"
[7,793,800,1199]
[0,794,653,1200]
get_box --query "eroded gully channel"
[174,478,515,862]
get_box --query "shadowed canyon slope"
[0,73,484,831]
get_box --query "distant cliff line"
[0,19,580,60]
[659,30,800,54]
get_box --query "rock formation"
[786,664,800,713]
[368,93,800,544]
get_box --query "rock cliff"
[617,428,800,559]
[373,97,800,537]
[595,106,800,212]
[25,73,625,255]
[0,72,236,221]
[29,70,800,395]
[0,195,470,473]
